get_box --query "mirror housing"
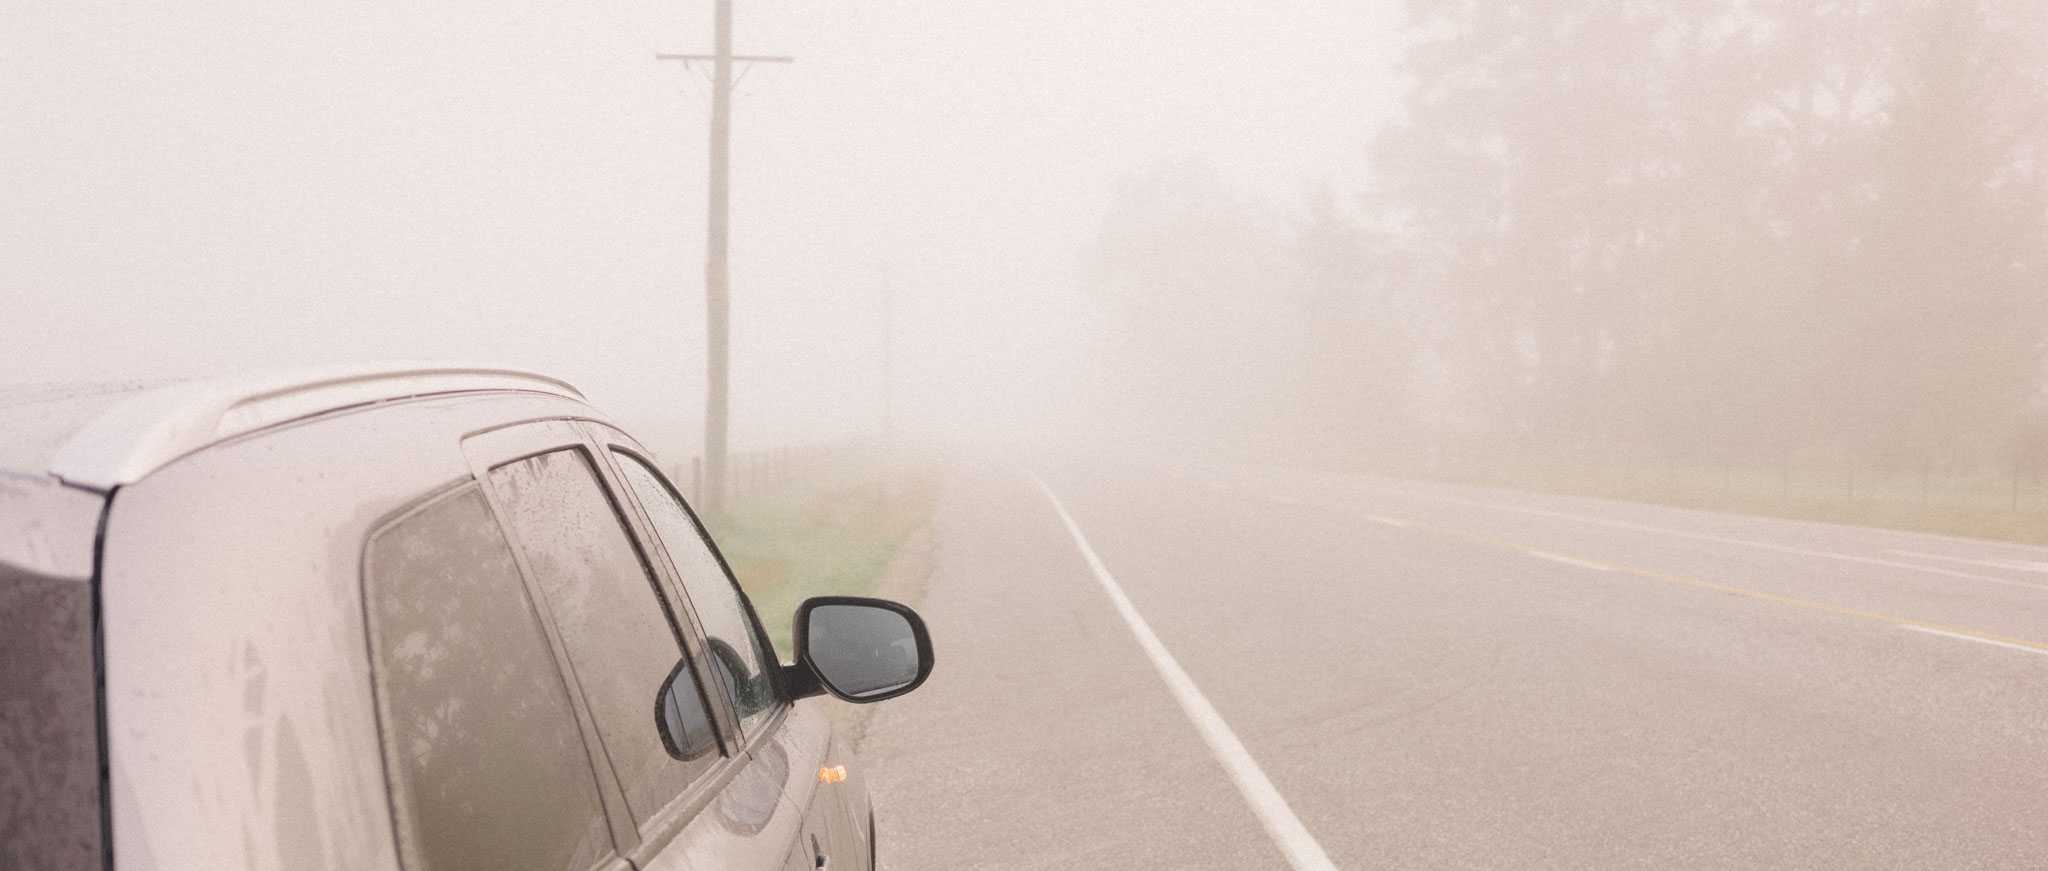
[655,658,720,760]
[781,596,933,703]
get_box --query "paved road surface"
[855,463,2048,869]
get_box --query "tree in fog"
[1374,1,1718,454]
[1837,1,2048,468]
[1371,0,2048,472]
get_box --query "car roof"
[0,363,584,491]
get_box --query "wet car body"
[0,366,925,871]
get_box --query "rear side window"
[365,486,611,871]
[489,449,717,829]
[0,565,102,870]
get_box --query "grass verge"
[705,473,938,657]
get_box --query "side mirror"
[782,596,933,703]
[655,658,719,760]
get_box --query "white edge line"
[1032,476,1339,871]
[1524,549,1616,572]
[1899,625,2048,659]
[1404,491,2048,594]
[1886,549,2048,575]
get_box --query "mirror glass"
[656,659,719,760]
[805,604,922,699]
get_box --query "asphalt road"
[856,463,2048,869]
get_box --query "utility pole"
[658,1,789,512]
[877,267,898,506]
[880,268,894,447]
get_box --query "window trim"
[581,428,792,749]
[557,432,748,751]
[568,424,794,864]
[599,429,797,868]
[588,443,795,867]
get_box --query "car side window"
[364,485,612,871]
[488,449,718,830]
[613,452,779,732]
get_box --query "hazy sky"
[4,0,1404,457]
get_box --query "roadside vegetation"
[704,470,938,656]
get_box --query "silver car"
[1,365,933,871]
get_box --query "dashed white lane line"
[1524,549,1616,572]
[1900,625,2048,659]
[1034,477,1338,871]
[1362,513,1410,528]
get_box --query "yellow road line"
[1524,549,1616,572]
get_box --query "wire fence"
[1427,443,2048,543]
[672,438,894,510]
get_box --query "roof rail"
[49,363,585,491]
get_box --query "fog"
[7,1,2047,484]
[3,1,1399,459]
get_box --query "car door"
[581,422,868,871]
[463,420,810,871]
